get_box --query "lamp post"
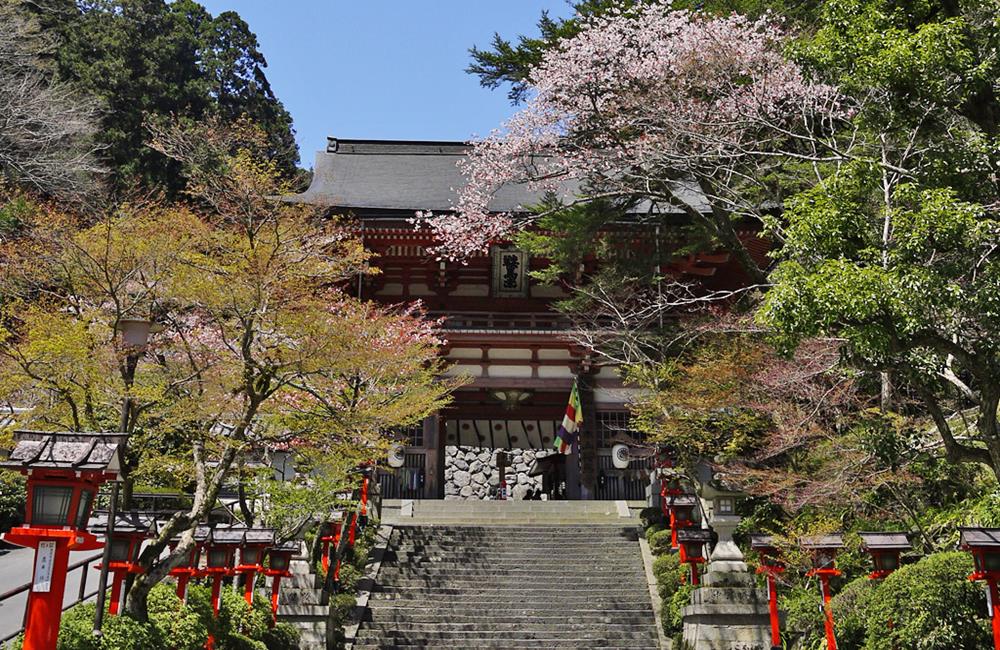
[1,430,127,650]
[959,527,1000,650]
[666,493,698,552]
[88,511,157,616]
[203,526,246,650]
[750,534,785,650]
[677,528,712,585]
[93,317,156,637]
[236,529,275,605]
[168,526,211,601]
[859,531,910,580]
[265,541,298,625]
[802,534,844,650]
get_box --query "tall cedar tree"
[38,0,298,195]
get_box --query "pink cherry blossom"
[422,3,846,259]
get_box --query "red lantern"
[1,431,127,650]
[89,511,157,615]
[264,541,299,625]
[676,528,712,586]
[236,529,275,605]
[666,493,698,551]
[750,534,785,650]
[168,526,211,601]
[960,527,1000,650]
[802,534,844,650]
[859,531,910,580]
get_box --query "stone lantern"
[88,511,157,615]
[1,430,127,650]
[859,531,911,580]
[681,461,772,650]
[959,527,1000,650]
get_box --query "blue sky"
[198,1,573,169]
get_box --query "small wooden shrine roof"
[960,527,1000,548]
[1,430,127,473]
[858,531,911,551]
[88,510,158,536]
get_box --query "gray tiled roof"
[88,510,158,535]
[1,430,127,472]
[287,138,707,214]
[858,531,911,551]
[801,534,845,550]
[960,527,1000,548]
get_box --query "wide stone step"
[367,610,655,624]
[353,643,658,649]
[354,631,660,643]
[359,622,658,633]
[368,592,655,604]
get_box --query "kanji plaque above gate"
[491,248,529,297]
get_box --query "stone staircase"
[275,540,332,650]
[352,516,662,648]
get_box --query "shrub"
[780,585,826,649]
[640,506,663,529]
[861,552,989,650]
[0,469,26,531]
[645,523,667,540]
[648,529,675,556]
[651,551,692,637]
[831,576,878,650]
[147,583,208,650]
[55,602,156,650]
[261,623,300,650]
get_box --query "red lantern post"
[88,511,157,615]
[859,532,911,580]
[676,528,712,586]
[666,494,698,552]
[802,534,844,650]
[959,527,1000,650]
[1,431,128,650]
[750,534,785,650]
[236,529,275,605]
[168,526,211,601]
[320,518,343,574]
[203,527,246,650]
[264,541,298,625]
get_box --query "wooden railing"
[432,311,570,331]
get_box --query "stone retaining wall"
[443,446,553,500]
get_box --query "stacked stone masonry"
[443,445,551,500]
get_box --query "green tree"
[50,0,297,195]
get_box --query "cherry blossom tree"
[424,2,847,282]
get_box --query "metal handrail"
[0,551,104,646]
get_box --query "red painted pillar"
[766,573,781,648]
[270,575,283,624]
[108,572,125,615]
[689,563,700,586]
[989,578,1000,650]
[669,510,679,550]
[348,512,357,548]
[243,571,257,606]
[819,574,838,650]
[206,575,223,650]
[176,574,191,601]
[22,539,70,650]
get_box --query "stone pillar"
[681,482,773,649]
